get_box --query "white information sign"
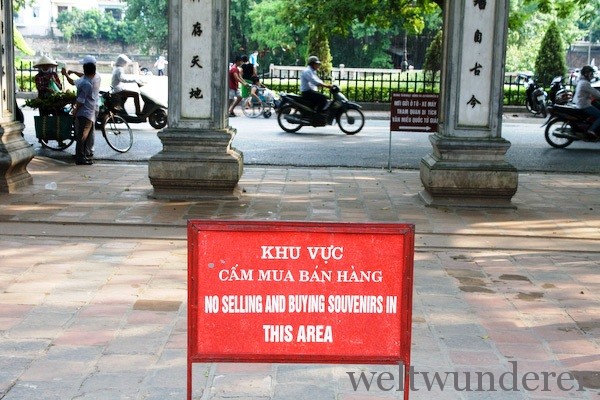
[457,0,495,127]
[181,5,212,119]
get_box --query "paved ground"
[0,157,599,399]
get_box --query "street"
[19,105,600,173]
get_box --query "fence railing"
[16,61,573,106]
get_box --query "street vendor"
[33,55,62,99]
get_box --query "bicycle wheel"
[39,118,75,150]
[102,114,133,153]
[39,137,75,151]
[241,97,264,118]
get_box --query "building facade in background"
[14,0,126,37]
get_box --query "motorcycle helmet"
[307,56,321,65]
[581,65,595,79]
[115,54,132,67]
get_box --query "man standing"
[63,55,100,161]
[227,56,248,117]
[72,62,99,165]
[300,56,331,112]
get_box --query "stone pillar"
[0,1,34,193]
[419,0,517,207]
[148,0,243,199]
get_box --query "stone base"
[0,121,35,193]
[148,127,243,200]
[419,135,518,208]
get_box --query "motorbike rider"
[574,65,600,139]
[300,56,332,113]
[111,54,144,116]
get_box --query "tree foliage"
[534,21,567,86]
[423,30,443,80]
[280,0,440,66]
[56,8,135,50]
[124,0,168,53]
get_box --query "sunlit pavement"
[0,132,598,398]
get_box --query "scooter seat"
[549,104,588,118]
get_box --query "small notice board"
[390,92,439,132]
[187,220,415,400]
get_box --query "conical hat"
[33,55,58,68]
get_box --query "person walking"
[154,55,168,76]
[72,62,99,165]
[240,55,257,99]
[228,56,249,117]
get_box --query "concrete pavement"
[0,157,599,399]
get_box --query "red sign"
[390,92,439,132]
[187,221,414,400]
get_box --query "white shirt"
[111,66,139,93]
[300,65,323,92]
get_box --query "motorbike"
[547,76,573,106]
[543,102,600,148]
[517,73,548,117]
[96,83,168,130]
[276,85,365,135]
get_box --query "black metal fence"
[16,60,572,106]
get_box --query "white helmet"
[115,54,132,67]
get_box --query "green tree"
[125,0,168,53]
[246,0,306,65]
[534,21,567,86]
[277,0,440,72]
[423,30,442,80]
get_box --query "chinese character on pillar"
[458,0,496,126]
[181,11,212,119]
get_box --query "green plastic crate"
[34,116,74,141]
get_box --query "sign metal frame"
[187,220,414,400]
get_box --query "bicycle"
[33,94,133,153]
[95,91,134,153]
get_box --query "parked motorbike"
[547,76,573,106]
[518,73,548,117]
[276,85,365,135]
[96,83,168,130]
[543,102,600,148]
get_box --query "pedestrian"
[228,56,249,117]
[62,55,101,161]
[72,62,99,165]
[240,55,257,99]
[249,50,259,68]
[154,55,168,76]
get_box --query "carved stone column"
[0,0,34,192]
[148,0,243,199]
[420,0,517,207]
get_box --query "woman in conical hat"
[33,55,62,100]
